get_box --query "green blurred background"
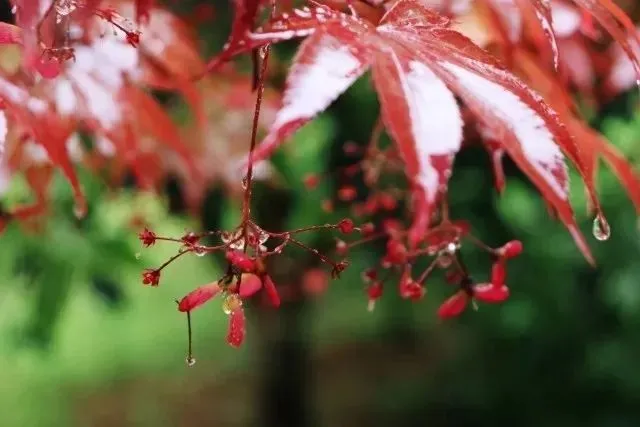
[1,1,640,426]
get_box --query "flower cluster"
[138,218,354,365]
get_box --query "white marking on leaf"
[442,62,568,198]
[402,60,463,197]
[273,35,366,128]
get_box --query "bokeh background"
[0,1,640,426]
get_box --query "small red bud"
[142,269,161,286]
[321,199,334,213]
[332,260,349,278]
[366,281,383,311]
[338,186,357,202]
[385,239,407,265]
[398,274,424,301]
[362,268,378,283]
[304,174,320,189]
[378,193,397,211]
[181,231,199,246]
[360,222,375,236]
[336,239,348,255]
[138,228,157,247]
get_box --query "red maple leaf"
[217,0,606,262]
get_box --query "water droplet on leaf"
[592,214,611,241]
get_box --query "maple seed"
[142,269,160,286]
[138,228,157,247]
[338,218,355,234]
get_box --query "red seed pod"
[385,239,407,265]
[142,269,161,286]
[338,218,355,234]
[226,250,257,272]
[437,292,469,318]
[239,274,263,298]
[490,261,506,286]
[226,308,246,348]
[338,186,357,202]
[138,228,157,247]
[473,283,509,303]
[178,282,221,312]
[498,240,523,259]
[304,174,320,189]
[263,275,281,308]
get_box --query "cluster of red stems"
[1,0,640,365]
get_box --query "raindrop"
[592,213,611,241]
[258,45,269,60]
[73,204,87,220]
[186,356,196,367]
[135,252,141,259]
[222,294,242,315]
[193,246,207,257]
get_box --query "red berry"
[338,218,355,234]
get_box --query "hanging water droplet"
[135,252,141,259]
[73,204,87,220]
[186,356,196,367]
[222,294,242,315]
[193,246,207,257]
[592,214,611,241]
[258,45,269,60]
[55,0,77,23]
